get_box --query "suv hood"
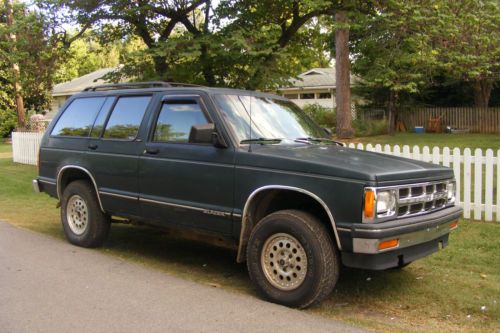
[245,144,454,183]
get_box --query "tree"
[1,0,73,117]
[39,0,337,90]
[352,1,435,134]
[3,0,25,127]
[37,0,209,80]
[54,34,122,84]
[353,0,499,124]
[335,10,353,138]
[429,0,499,107]
[216,0,335,89]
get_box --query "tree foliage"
[352,0,499,110]
[1,1,68,114]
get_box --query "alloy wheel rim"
[260,233,308,291]
[66,195,89,235]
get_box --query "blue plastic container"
[414,126,425,133]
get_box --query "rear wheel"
[246,209,340,308]
[61,180,110,247]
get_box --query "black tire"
[246,209,340,308]
[60,180,110,247]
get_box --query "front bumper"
[339,206,462,270]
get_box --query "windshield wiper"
[294,137,344,146]
[240,138,282,145]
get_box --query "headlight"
[376,190,397,216]
[363,188,397,222]
[447,181,456,203]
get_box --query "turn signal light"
[364,190,375,219]
[378,239,399,250]
[449,221,458,230]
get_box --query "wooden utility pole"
[5,0,25,128]
[335,11,353,139]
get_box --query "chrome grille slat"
[396,180,451,218]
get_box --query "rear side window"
[153,99,209,143]
[103,96,151,140]
[51,97,106,137]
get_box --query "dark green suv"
[33,82,462,308]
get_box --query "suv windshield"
[214,94,327,144]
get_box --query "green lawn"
[1,142,499,333]
[344,133,500,151]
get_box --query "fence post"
[473,148,482,220]
[422,146,431,162]
[463,148,472,219]
[432,147,440,165]
[452,148,461,204]
[497,150,500,222]
[484,149,493,221]
[412,146,420,160]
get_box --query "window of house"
[284,94,299,100]
[153,99,209,143]
[300,93,315,99]
[103,96,151,140]
[318,93,332,99]
[51,97,106,137]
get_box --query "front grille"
[396,181,450,217]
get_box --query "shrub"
[302,104,336,131]
[353,119,388,137]
[0,108,17,138]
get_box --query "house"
[278,67,358,110]
[47,67,117,119]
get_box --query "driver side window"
[153,99,209,143]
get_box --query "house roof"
[52,68,117,96]
[279,67,357,90]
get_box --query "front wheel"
[246,210,340,308]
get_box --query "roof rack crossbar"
[82,81,204,92]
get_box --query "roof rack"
[82,81,204,92]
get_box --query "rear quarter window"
[51,97,106,137]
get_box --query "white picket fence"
[11,132,44,165]
[347,143,500,222]
[9,132,499,222]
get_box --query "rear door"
[138,92,235,234]
[41,97,107,182]
[86,94,153,217]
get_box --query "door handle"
[88,144,98,150]
[144,148,159,155]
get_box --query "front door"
[138,93,235,235]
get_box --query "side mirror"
[189,123,228,148]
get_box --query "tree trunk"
[473,80,492,107]
[200,0,216,86]
[5,0,25,128]
[153,55,170,80]
[200,45,216,86]
[387,90,399,135]
[335,11,353,139]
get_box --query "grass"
[1,142,499,333]
[343,133,500,151]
